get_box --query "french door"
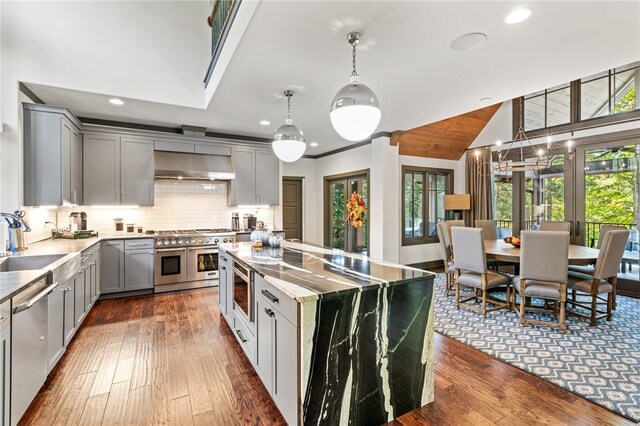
[324,170,369,254]
[572,137,640,293]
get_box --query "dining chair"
[444,220,465,245]
[451,227,511,317]
[474,220,498,240]
[436,222,455,295]
[567,229,629,325]
[569,224,625,275]
[539,221,571,232]
[512,230,570,331]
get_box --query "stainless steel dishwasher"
[11,277,57,425]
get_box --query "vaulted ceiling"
[391,103,502,160]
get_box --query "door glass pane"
[584,144,639,283]
[161,256,181,276]
[197,253,218,273]
[535,155,565,223]
[347,176,368,254]
[493,173,513,234]
[524,176,535,229]
[329,181,345,249]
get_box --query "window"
[524,84,571,131]
[581,62,640,120]
[402,167,453,245]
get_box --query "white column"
[370,136,400,262]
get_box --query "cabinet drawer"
[124,239,154,250]
[0,300,10,331]
[254,274,298,325]
[233,312,255,364]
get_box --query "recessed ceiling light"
[505,7,534,24]
[450,32,487,52]
[310,142,319,147]
[260,120,270,126]
[109,98,124,105]
[478,97,493,102]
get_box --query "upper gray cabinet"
[83,133,154,206]
[229,147,279,206]
[23,103,83,206]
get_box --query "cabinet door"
[124,249,154,291]
[273,312,298,425]
[101,241,125,294]
[225,258,234,326]
[121,137,154,206]
[90,260,98,303]
[83,133,120,205]
[255,150,280,206]
[63,278,76,346]
[1,326,10,426]
[47,282,66,374]
[218,262,227,316]
[70,127,82,205]
[255,295,274,393]
[61,119,73,204]
[95,250,101,299]
[229,148,256,205]
[75,269,87,327]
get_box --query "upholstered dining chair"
[567,229,629,325]
[474,220,498,240]
[436,222,455,295]
[512,231,570,331]
[444,220,465,245]
[569,224,626,275]
[451,227,511,317]
[539,221,571,232]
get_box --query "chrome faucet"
[1,212,32,232]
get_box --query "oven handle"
[155,248,187,253]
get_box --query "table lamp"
[444,194,471,220]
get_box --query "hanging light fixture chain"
[347,31,361,83]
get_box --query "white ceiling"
[18,1,640,155]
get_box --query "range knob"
[190,238,197,245]
[223,237,229,243]
[197,238,204,245]
[177,238,183,245]
[214,238,219,244]
[171,239,177,246]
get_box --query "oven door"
[187,246,219,282]
[154,248,187,286]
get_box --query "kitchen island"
[218,240,436,425]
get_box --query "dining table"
[484,239,600,266]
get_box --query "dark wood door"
[282,177,303,240]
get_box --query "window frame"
[401,165,454,246]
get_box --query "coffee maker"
[231,213,241,231]
[69,212,87,231]
[243,214,257,231]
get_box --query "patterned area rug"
[432,274,640,423]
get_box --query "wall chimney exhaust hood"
[154,151,235,180]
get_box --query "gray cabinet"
[83,133,120,205]
[1,302,10,426]
[254,275,298,425]
[124,249,154,291]
[229,148,280,206]
[218,249,234,320]
[74,268,87,328]
[83,133,154,206]
[47,282,66,374]
[101,240,125,294]
[23,103,83,206]
[121,137,154,206]
[63,277,76,346]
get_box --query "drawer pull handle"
[235,329,247,343]
[128,242,150,247]
[261,289,279,304]
[265,308,275,318]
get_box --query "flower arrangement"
[346,192,367,228]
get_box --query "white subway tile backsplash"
[21,181,276,242]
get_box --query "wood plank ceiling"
[390,103,502,160]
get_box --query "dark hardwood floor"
[19,287,633,425]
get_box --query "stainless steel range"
[154,229,235,293]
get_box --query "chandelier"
[475,98,575,176]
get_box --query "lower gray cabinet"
[63,277,76,346]
[47,282,67,374]
[1,304,10,426]
[254,282,298,425]
[101,240,125,294]
[124,249,154,291]
[74,268,87,328]
[219,248,234,327]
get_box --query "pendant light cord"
[284,90,293,125]
[348,32,360,83]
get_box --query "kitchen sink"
[0,254,68,272]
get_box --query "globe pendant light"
[330,32,381,142]
[272,90,306,162]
